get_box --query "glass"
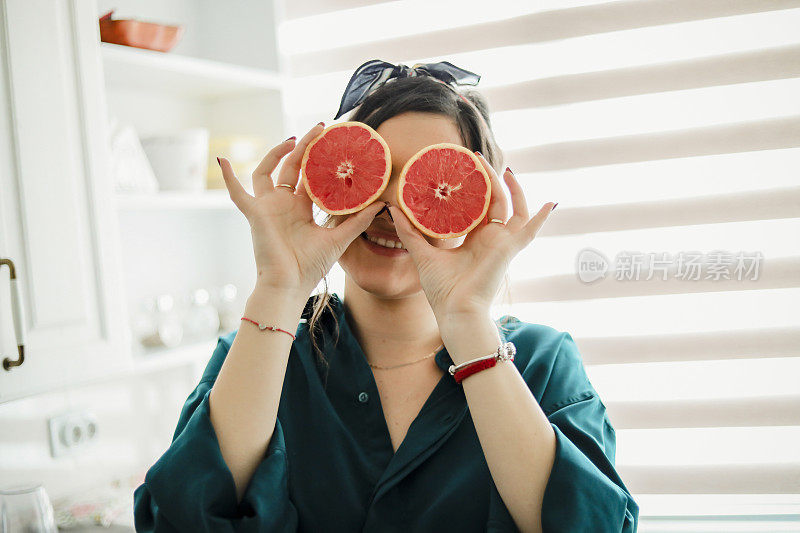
[183,288,220,342]
[0,484,57,533]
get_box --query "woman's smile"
[359,231,409,256]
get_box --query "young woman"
[133,61,639,533]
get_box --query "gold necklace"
[368,343,445,370]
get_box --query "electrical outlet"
[48,410,98,458]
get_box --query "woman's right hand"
[218,122,385,298]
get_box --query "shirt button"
[357,391,369,403]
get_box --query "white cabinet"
[0,0,290,401]
[0,0,129,402]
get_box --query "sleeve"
[133,338,299,532]
[486,330,639,533]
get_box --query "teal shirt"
[134,293,639,532]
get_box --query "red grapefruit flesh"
[301,122,391,215]
[397,143,491,239]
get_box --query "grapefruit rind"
[300,121,392,215]
[396,143,491,239]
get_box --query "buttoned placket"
[333,295,510,521]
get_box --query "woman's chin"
[341,260,420,297]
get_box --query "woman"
[133,61,639,532]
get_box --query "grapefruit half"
[397,143,491,239]
[301,121,391,215]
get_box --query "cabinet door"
[0,0,130,402]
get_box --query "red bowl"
[99,10,184,53]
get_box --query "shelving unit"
[98,1,284,361]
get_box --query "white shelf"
[101,42,286,97]
[59,339,220,388]
[114,190,238,211]
[132,338,220,375]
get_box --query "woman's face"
[332,111,467,299]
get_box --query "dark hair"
[306,75,514,369]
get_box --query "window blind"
[274,0,800,526]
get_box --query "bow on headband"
[333,59,481,120]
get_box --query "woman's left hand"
[388,153,556,320]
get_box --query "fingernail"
[216,157,221,167]
[551,202,558,211]
[505,166,514,176]
[284,136,296,142]
[317,121,325,127]
[475,151,483,158]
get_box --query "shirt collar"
[321,293,510,374]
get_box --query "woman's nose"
[377,177,399,213]
[374,202,393,221]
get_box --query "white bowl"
[141,129,209,192]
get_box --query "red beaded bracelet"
[448,342,516,384]
[241,317,296,340]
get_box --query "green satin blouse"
[134,293,638,532]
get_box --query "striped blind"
[274,0,800,525]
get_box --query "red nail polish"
[284,136,296,142]
[551,202,558,211]
[475,151,483,158]
[505,166,514,176]
[216,157,221,167]
[317,121,325,127]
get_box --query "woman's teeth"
[362,232,406,250]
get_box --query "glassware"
[139,293,183,349]
[215,283,240,333]
[0,483,57,533]
[183,288,220,341]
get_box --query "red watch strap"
[453,357,497,384]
